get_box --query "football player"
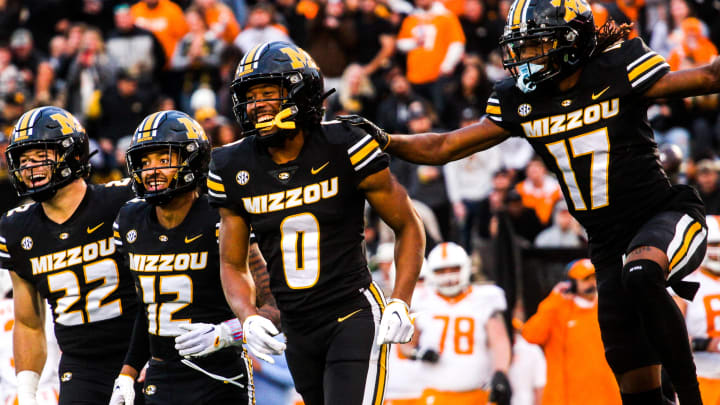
[674,215,720,405]
[0,106,139,404]
[411,242,511,405]
[108,111,276,405]
[209,41,426,405]
[342,0,720,402]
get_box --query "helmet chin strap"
[254,106,298,131]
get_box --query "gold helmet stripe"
[237,43,264,78]
[511,0,528,27]
[13,107,41,140]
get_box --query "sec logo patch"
[126,230,137,244]
[518,103,532,117]
[236,170,250,185]
[21,237,33,250]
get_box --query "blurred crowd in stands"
[0,0,719,274]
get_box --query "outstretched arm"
[339,115,511,165]
[644,56,720,99]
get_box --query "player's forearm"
[248,243,281,327]
[124,306,150,372]
[389,212,426,305]
[221,262,258,322]
[13,323,47,373]
[119,364,139,380]
[386,133,452,165]
[487,315,512,373]
[705,56,720,93]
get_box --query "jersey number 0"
[280,213,320,289]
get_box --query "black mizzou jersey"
[0,180,138,358]
[208,122,390,317]
[486,37,704,247]
[113,195,235,360]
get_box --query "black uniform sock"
[621,260,702,405]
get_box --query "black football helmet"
[126,110,211,205]
[499,0,596,93]
[230,41,326,146]
[5,106,91,202]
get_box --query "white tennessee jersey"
[683,270,720,378]
[413,284,507,392]
[0,299,60,405]
[385,284,432,400]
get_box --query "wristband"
[17,370,40,395]
[387,298,409,313]
[222,318,244,342]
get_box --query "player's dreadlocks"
[596,19,634,52]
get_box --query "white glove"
[376,298,414,345]
[242,315,286,364]
[17,370,39,405]
[175,322,234,357]
[108,374,135,405]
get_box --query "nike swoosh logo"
[87,222,104,234]
[185,234,203,243]
[337,309,363,323]
[591,86,610,100]
[311,162,329,175]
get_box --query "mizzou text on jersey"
[0,182,137,357]
[209,122,388,317]
[0,181,138,403]
[210,121,391,405]
[486,37,705,255]
[113,195,252,404]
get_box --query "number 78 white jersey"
[683,270,720,378]
[413,284,507,392]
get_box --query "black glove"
[337,115,389,150]
[489,370,512,405]
[418,348,439,363]
[691,337,711,351]
[409,348,439,363]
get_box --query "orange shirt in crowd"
[131,0,189,62]
[668,17,718,71]
[439,0,465,16]
[202,2,241,44]
[397,3,465,84]
[522,292,621,405]
[515,178,562,225]
[297,0,320,20]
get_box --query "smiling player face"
[139,149,180,192]
[245,83,287,135]
[18,148,57,189]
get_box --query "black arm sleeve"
[123,304,151,372]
